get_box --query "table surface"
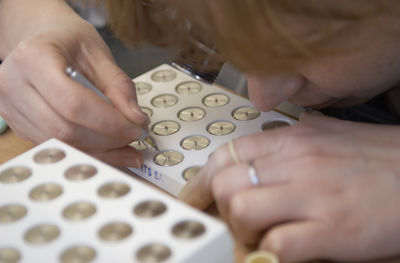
[2,128,400,263]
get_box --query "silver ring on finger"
[248,161,260,186]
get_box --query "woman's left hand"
[179,112,400,263]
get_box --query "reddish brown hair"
[104,0,391,73]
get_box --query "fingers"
[89,146,144,168]
[26,52,143,141]
[211,157,291,219]
[78,44,149,125]
[228,186,306,245]
[179,129,291,208]
[259,220,329,263]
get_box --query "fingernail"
[136,159,144,168]
[130,101,150,124]
[125,126,142,139]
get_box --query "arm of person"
[180,112,400,262]
[0,0,148,167]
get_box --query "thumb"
[80,46,149,126]
[260,220,329,263]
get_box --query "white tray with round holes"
[129,64,297,196]
[0,139,234,263]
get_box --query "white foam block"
[0,139,234,263]
[129,64,297,196]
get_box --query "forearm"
[0,0,76,59]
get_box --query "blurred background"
[68,0,249,96]
[68,0,306,117]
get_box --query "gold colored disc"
[154,151,183,167]
[33,148,66,164]
[24,224,60,244]
[178,107,206,122]
[62,201,97,221]
[133,200,167,218]
[152,121,180,136]
[151,94,178,108]
[181,136,210,151]
[182,166,201,181]
[141,107,153,117]
[98,182,130,198]
[64,165,97,181]
[98,222,133,242]
[0,166,31,184]
[171,220,206,239]
[136,243,171,263]
[207,121,236,136]
[262,120,290,131]
[29,183,63,202]
[203,93,230,107]
[150,69,177,82]
[244,251,279,263]
[0,204,27,223]
[175,81,202,95]
[135,82,152,95]
[60,246,97,263]
[0,248,21,263]
[130,141,148,151]
[233,107,261,121]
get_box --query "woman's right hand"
[0,0,149,167]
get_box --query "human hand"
[179,112,400,262]
[0,0,148,167]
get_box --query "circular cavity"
[152,121,180,136]
[150,70,177,82]
[0,247,21,263]
[33,148,66,164]
[0,166,31,184]
[135,82,152,95]
[175,81,202,95]
[151,94,178,108]
[182,166,201,181]
[178,107,206,122]
[98,222,133,242]
[62,201,97,221]
[0,204,27,223]
[136,243,171,263]
[261,120,290,131]
[133,200,167,218]
[130,141,148,151]
[141,107,153,117]
[171,220,206,240]
[29,183,63,202]
[154,151,183,167]
[98,182,130,198]
[60,245,97,263]
[64,165,97,181]
[24,224,60,244]
[181,136,210,151]
[207,121,236,136]
[232,107,261,121]
[203,93,230,107]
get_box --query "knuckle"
[12,39,43,65]
[211,174,227,202]
[112,70,134,91]
[262,229,288,257]
[53,123,76,143]
[230,195,249,224]
[62,95,85,120]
